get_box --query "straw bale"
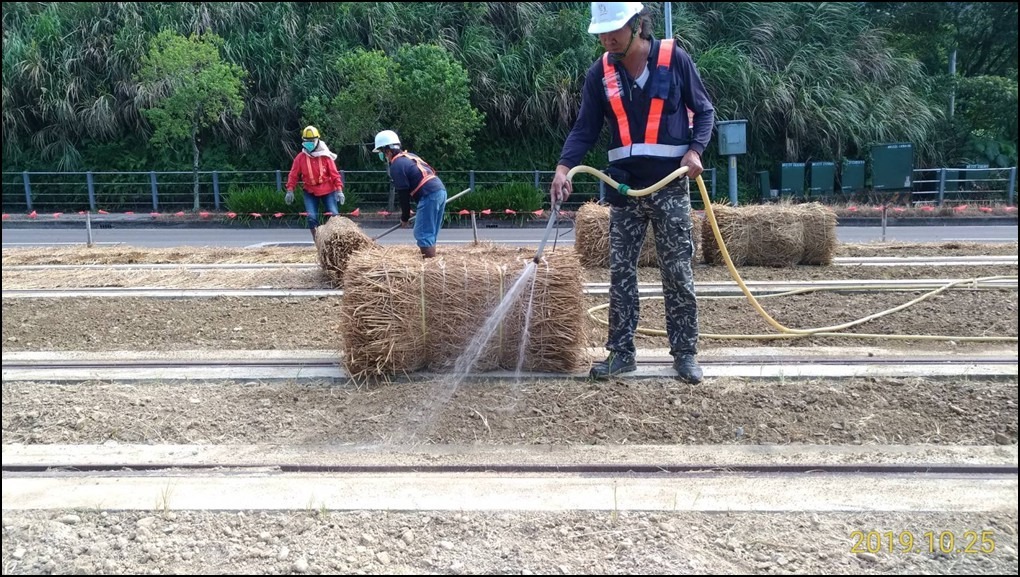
[573,201,702,267]
[314,217,378,285]
[799,202,839,265]
[339,243,586,378]
[701,202,838,267]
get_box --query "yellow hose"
[567,165,1018,343]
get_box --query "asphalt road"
[1,224,1017,249]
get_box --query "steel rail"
[3,355,1016,373]
[3,462,1016,475]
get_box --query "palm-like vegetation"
[2,1,1016,187]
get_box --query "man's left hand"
[681,150,704,180]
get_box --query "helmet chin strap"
[608,29,637,63]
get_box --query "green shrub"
[447,182,544,216]
[224,184,291,215]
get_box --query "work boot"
[673,354,703,384]
[420,246,437,259]
[310,227,318,243]
[589,352,636,380]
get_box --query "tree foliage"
[2,1,1016,183]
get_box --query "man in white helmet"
[549,2,715,384]
[373,130,448,258]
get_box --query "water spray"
[531,201,560,264]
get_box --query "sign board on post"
[716,120,748,206]
[717,120,747,156]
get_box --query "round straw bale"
[741,204,805,267]
[701,204,748,265]
[314,217,378,285]
[798,202,839,265]
[574,201,702,267]
[574,201,611,268]
[339,243,586,379]
[702,204,803,267]
[702,201,838,267]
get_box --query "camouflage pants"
[607,179,698,359]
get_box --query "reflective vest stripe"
[607,143,689,162]
[602,52,632,147]
[644,39,674,145]
[393,152,437,197]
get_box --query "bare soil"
[3,377,1016,446]
[2,289,1015,354]
[2,509,1015,575]
[2,241,1017,575]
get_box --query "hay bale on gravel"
[573,201,702,267]
[314,217,378,285]
[339,243,585,378]
[701,202,837,267]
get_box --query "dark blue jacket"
[389,151,446,221]
[558,38,715,189]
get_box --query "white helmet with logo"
[588,2,644,34]
[372,130,401,152]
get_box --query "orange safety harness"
[302,154,329,187]
[392,151,438,197]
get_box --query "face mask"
[378,152,386,162]
[303,141,316,152]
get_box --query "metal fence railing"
[910,166,1017,207]
[1,168,722,215]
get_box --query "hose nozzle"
[532,203,560,264]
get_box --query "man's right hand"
[284,191,294,205]
[549,165,572,207]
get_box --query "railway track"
[2,277,1016,299]
[3,353,1016,382]
[3,255,1017,271]
[2,443,1016,513]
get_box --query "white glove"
[284,191,294,205]
[335,190,345,205]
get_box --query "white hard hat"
[588,2,644,34]
[373,130,401,152]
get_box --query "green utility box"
[756,170,774,200]
[808,161,836,197]
[871,143,913,191]
[716,120,748,156]
[840,160,865,195]
[778,162,806,197]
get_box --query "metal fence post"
[150,171,159,211]
[711,168,717,201]
[533,170,540,191]
[469,170,475,193]
[1008,167,1017,206]
[937,167,947,207]
[86,171,97,211]
[275,170,283,192]
[22,171,32,212]
[212,171,221,210]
